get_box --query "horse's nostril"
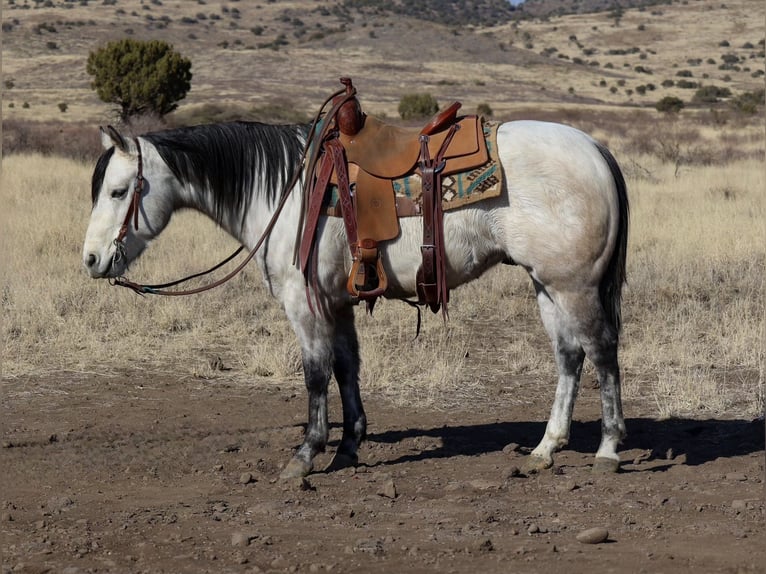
[86,253,98,268]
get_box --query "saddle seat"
[338,106,484,180]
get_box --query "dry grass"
[1,0,763,417]
[1,112,763,418]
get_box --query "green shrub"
[692,85,732,103]
[398,93,439,120]
[677,79,698,89]
[476,103,493,117]
[730,89,765,114]
[86,39,192,122]
[656,96,684,113]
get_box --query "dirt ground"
[2,371,763,574]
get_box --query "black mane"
[143,121,306,227]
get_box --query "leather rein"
[110,86,356,296]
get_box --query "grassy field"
[1,109,763,418]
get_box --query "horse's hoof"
[592,457,620,473]
[521,454,552,475]
[324,452,358,473]
[279,457,313,479]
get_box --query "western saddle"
[299,78,489,316]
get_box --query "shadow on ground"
[359,417,765,469]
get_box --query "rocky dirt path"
[2,372,763,573]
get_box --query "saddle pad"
[392,120,502,213]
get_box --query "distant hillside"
[342,0,518,26]
[1,0,763,128]
[512,0,676,18]
[341,0,679,25]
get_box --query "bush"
[477,103,493,117]
[398,93,439,120]
[693,85,732,103]
[86,39,192,122]
[656,96,684,113]
[730,89,765,114]
[677,79,698,89]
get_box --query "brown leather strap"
[116,137,145,245]
[327,138,358,249]
[299,148,336,271]
[416,123,460,316]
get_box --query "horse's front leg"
[326,306,366,472]
[280,350,333,478]
[280,304,334,479]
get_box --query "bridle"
[109,84,356,296]
[110,137,145,269]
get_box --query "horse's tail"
[595,142,629,338]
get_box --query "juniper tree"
[87,39,192,122]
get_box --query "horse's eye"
[111,187,129,199]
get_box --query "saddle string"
[111,85,351,296]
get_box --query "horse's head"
[83,126,173,279]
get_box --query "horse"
[82,118,629,478]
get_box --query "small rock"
[469,479,500,491]
[731,500,747,511]
[239,472,254,485]
[576,527,609,544]
[527,524,540,534]
[47,495,74,513]
[296,477,315,491]
[664,448,674,460]
[1,513,12,522]
[378,479,397,499]
[474,538,494,552]
[231,532,251,547]
[504,466,522,479]
[502,442,520,454]
[561,480,579,492]
[632,450,653,465]
[726,472,747,482]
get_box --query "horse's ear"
[100,125,128,152]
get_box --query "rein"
[110,86,352,296]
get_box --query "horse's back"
[496,121,622,287]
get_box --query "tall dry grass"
[1,113,763,418]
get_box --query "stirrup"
[347,254,388,301]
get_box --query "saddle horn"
[333,77,364,136]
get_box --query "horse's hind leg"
[326,306,367,472]
[523,282,586,473]
[524,283,625,474]
[584,319,625,473]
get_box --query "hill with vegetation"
[1,0,763,157]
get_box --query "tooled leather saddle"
[299,78,489,316]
